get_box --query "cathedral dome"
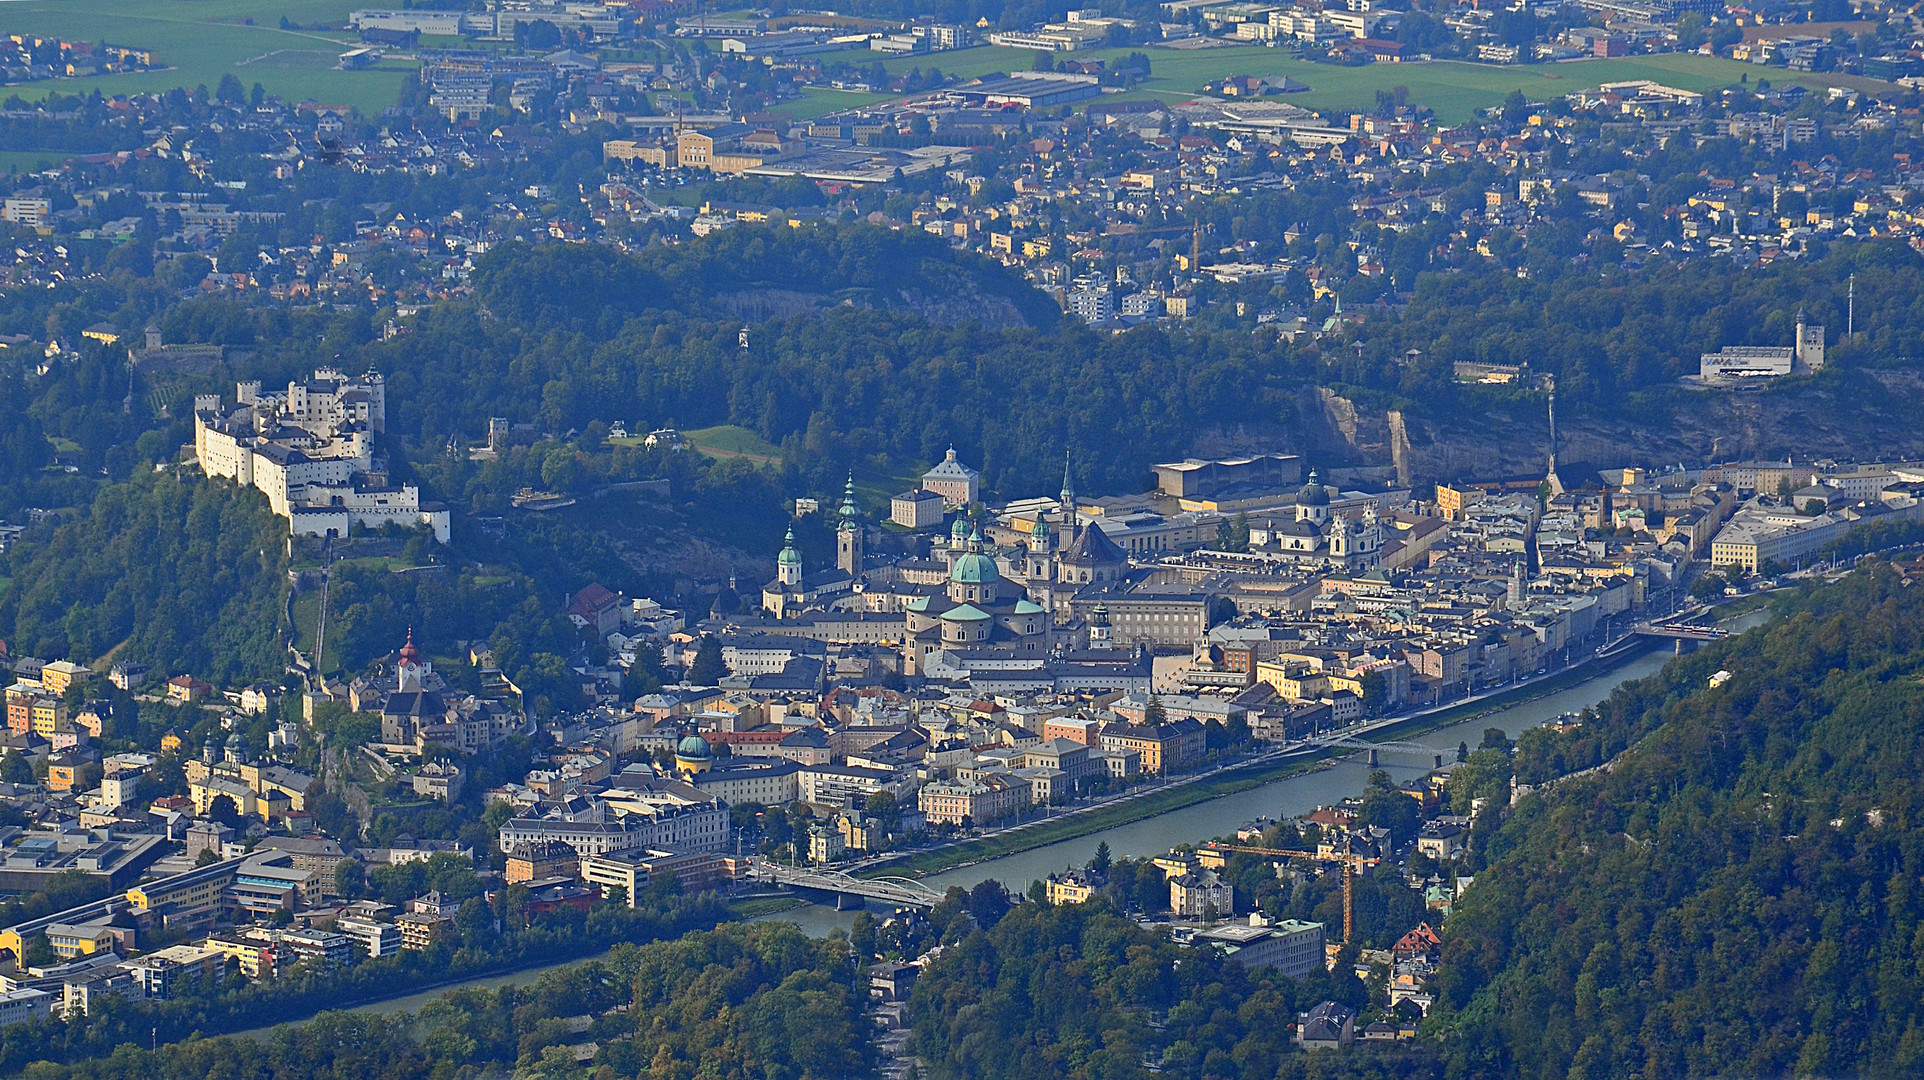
[950,551,1000,585]
[1298,469,1330,507]
[676,735,713,760]
[777,527,801,567]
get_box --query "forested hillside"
[1318,236,1924,406]
[260,229,1924,498]
[0,469,288,685]
[905,895,1429,1080]
[1429,562,1924,1079]
[0,468,596,707]
[9,223,1920,518]
[5,920,870,1080]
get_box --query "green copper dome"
[676,735,713,759]
[777,526,801,566]
[951,552,999,584]
[951,526,999,584]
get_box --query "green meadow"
[882,43,1883,124]
[0,0,411,115]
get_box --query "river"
[920,646,1675,895]
[241,612,1762,1031]
[763,631,1721,938]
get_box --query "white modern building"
[1699,313,1825,380]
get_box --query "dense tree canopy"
[1429,562,1924,1079]
[907,896,1421,1080]
[7,920,861,1080]
[0,469,289,683]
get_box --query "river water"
[919,647,1675,894]
[770,633,1721,938]
[245,613,1767,1029]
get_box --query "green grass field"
[768,85,897,119]
[0,149,79,174]
[684,424,784,465]
[886,44,1881,124]
[0,0,412,115]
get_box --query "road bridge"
[1312,736,1447,769]
[745,862,946,909]
[1633,620,1731,642]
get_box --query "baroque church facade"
[759,459,1141,673]
[1246,470,1385,572]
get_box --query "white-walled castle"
[193,368,450,543]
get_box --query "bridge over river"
[744,861,947,908]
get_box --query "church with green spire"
[835,473,864,576]
[760,518,856,619]
[754,457,1135,674]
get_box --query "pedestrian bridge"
[745,862,946,909]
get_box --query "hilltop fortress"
[193,368,450,543]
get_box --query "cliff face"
[1259,370,1924,484]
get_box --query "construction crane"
[1195,843,1373,945]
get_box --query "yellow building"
[1254,660,1328,701]
[1435,483,1482,521]
[239,763,316,811]
[127,861,237,915]
[45,921,114,958]
[1152,852,1197,879]
[1044,870,1098,905]
[46,756,96,793]
[30,697,69,737]
[675,126,775,173]
[204,934,281,979]
[189,776,260,818]
[395,912,452,950]
[602,139,672,166]
[39,661,89,696]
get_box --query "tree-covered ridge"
[386,222,1313,497]
[0,469,289,684]
[1317,237,1924,406]
[470,226,1062,335]
[905,898,1426,1080]
[8,920,869,1080]
[11,223,1919,519]
[1429,563,1924,1080]
[0,467,602,706]
[392,227,1924,496]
